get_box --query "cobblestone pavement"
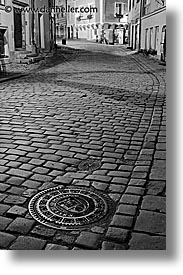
[0,41,166,250]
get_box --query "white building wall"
[141,7,166,57]
[0,0,15,56]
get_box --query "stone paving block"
[108,171,131,178]
[102,241,126,250]
[0,204,11,215]
[6,161,22,168]
[110,215,134,228]
[0,165,9,173]
[85,175,111,182]
[93,170,108,176]
[91,226,105,234]
[75,232,101,249]
[146,181,165,195]
[0,193,7,202]
[128,179,146,187]
[17,157,31,163]
[29,159,46,166]
[55,150,75,158]
[141,195,166,213]
[102,158,116,164]
[22,189,38,197]
[135,210,166,235]
[17,145,37,152]
[61,158,80,165]
[106,227,129,242]
[7,217,35,234]
[8,186,25,195]
[73,179,91,187]
[31,225,56,237]
[0,160,8,166]
[19,164,35,171]
[30,174,53,183]
[119,165,134,171]
[6,177,25,186]
[0,232,16,249]
[101,163,118,170]
[6,149,27,156]
[10,236,46,250]
[92,182,109,191]
[131,172,148,179]
[108,193,121,202]
[7,206,27,217]
[53,176,73,185]
[117,204,137,216]
[129,233,166,250]
[154,151,166,159]
[64,172,87,179]
[44,161,67,171]
[150,169,166,181]
[22,180,42,189]
[109,184,126,193]
[41,154,61,161]
[45,244,69,250]
[111,177,129,185]
[133,166,150,172]
[55,232,77,244]
[125,186,145,195]
[0,183,10,192]
[0,216,13,230]
[32,167,50,175]
[4,195,27,205]
[0,174,9,182]
[103,152,123,159]
[6,168,32,179]
[120,194,141,205]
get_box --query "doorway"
[14,8,23,49]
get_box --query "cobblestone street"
[0,41,166,250]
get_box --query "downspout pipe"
[138,0,143,52]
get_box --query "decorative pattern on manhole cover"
[78,158,101,172]
[28,186,116,230]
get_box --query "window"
[143,0,151,14]
[144,0,151,6]
[145,28,148,50]
[114,2,126,17]
[154,26,159,50]
[0,30,5,55]
[149,27,153,49]
[129,0,131,11]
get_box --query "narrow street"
[0,41,166,250]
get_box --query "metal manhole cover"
[78,158,101,172]
[28,186,116,230]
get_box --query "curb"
[0,73,28,83]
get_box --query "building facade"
[0,0,52,62]
[0,0,31,59]
[127,0,141,50]
[56,0,129,44]
[128,0,166,60]
[141,0,166,60]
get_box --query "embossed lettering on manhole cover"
[78,158,101,172]
[28,186,116,230]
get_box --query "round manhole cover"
[78,158,101,172]
[28,186,116,230]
